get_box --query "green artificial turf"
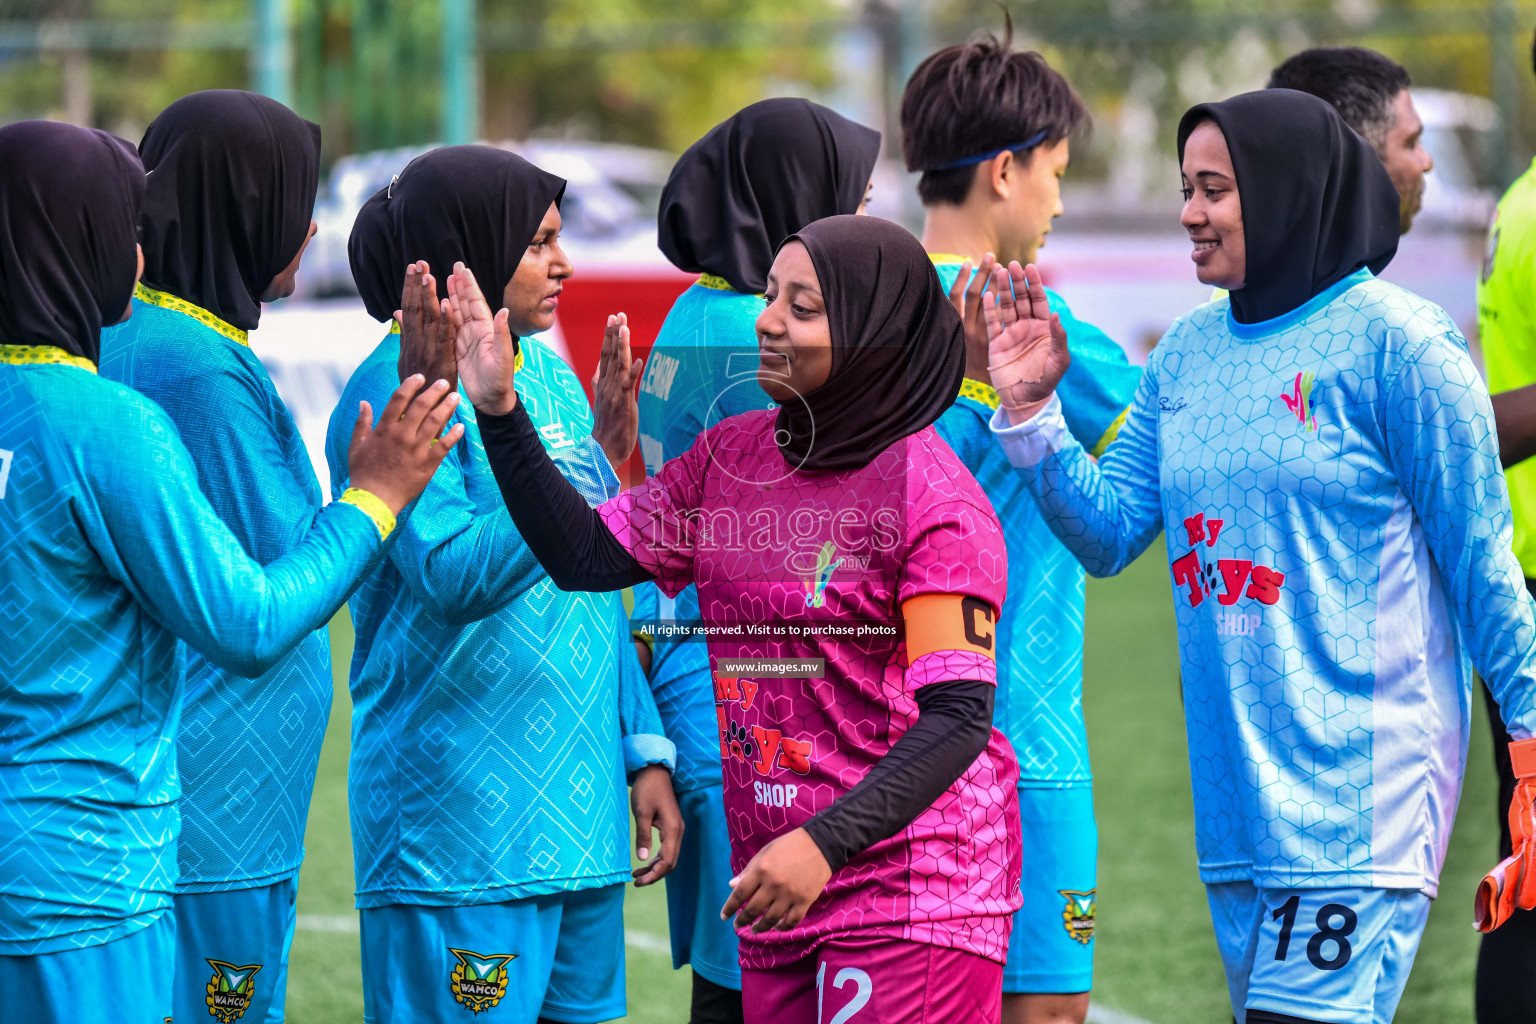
[289,537,1498,1022]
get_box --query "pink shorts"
[740,935,1003,1024]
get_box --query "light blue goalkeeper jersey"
[992,269,1536,894]
[325,329,673,908]
[633,279,777,793]
[931,258,1141,786]
[0,348,387,955]
[99,287,332,893]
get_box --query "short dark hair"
[901,20,1089,207]
[1267,46,1411,152]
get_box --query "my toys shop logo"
[1169,512,1285,618]
[714,673,814,805]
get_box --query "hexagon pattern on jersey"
[930,260,1142,790]
[602,411,1022,968]
[1012,271,1536,894]
[633,284,778,793]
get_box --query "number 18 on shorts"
[1205,883,1432,1024]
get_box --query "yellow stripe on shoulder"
[0,344,97,373]
[135,283,249,347]
[1090,406,1131,458]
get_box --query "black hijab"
[658,99,881,295]
[1177,89,1399,324]
[349,145,566,329]
[775,216,964,473]
[0,121,145,365]
[139,89,322,331]
[347,180,405,323]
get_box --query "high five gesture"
[983,261,1070,425]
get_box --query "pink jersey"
[600,410,1022,968]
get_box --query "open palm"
[984,261,1070,423]
[445,262,518,415]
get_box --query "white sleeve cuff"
[988,392,1069,469]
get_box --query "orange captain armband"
[900,593,998,661]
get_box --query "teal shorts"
[1206,881,1431,1024]
[361,885,627,1023]
[1004,786,1098,994]
[664,785,741,989]
[173,876,299,1023]
[0,909,175,1023]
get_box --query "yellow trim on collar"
[0,344,97,373]
[1090,406,1130,458]
[339,487,396,540]
[135,283,249,347]
[958,377,999,411]
[696,273,736,292]
[389,320,401,334]
[928,252,971,266]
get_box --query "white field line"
[1086,1005,1159,1024]
[294,917,1158,1024]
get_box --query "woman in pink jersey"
[443,215,1022,1023]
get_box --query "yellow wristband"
[339,487,397,541]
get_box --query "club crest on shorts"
[204,959,262,1022]
[1059,889,1096,945]
[448,947,517,1014]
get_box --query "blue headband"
[922,129,1052,172]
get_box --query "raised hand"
[984,261,1070,425]
[395,261,456,391]
[591,312,644,471]
[946,252,998,384]
[346,375,465,514]
[445,262,518,415]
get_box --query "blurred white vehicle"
[299,138,678,298]
[1412,87,1502,230]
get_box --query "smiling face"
[755,241,833,404]
[501,201,572,336]
[1180,121,1246,290]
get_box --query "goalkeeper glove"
[1475,737,1536,932]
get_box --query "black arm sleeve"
[476,401,652,592]
[801,679,995,872]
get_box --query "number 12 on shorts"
[816,961,872,1024]
[1271,893,1356,970]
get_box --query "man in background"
[1268,45,1435,235]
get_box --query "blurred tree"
[478,0,834,152]
[924,0,1536,196]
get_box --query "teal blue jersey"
[931,258,1142,786]
[632,281,776,793]
[994,270,1536,892]
[99,290,332,892]
[325,330,673,909]
[0,349,386,955]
